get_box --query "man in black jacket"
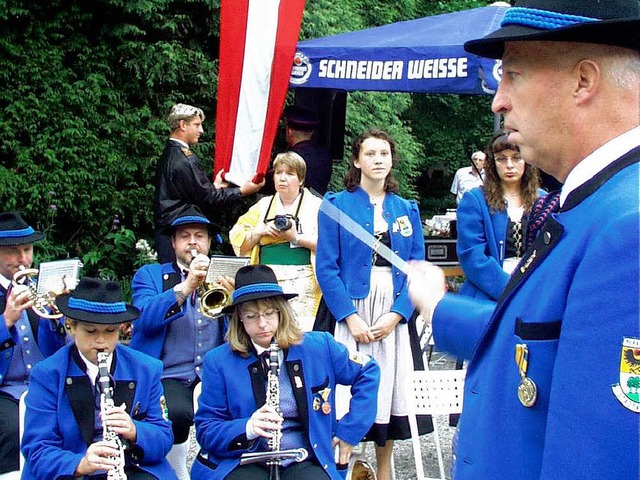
[153,103,264,263]
[283,105,333,196]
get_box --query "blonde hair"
[168,103,205,131]
[272,151,307,185]
[226,298,303,356]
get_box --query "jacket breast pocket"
[515,317,562,341]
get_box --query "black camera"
[273,214,295,231]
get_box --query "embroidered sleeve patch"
[349,352,371,366]
[160,395,170,422]
[612,337,640,413]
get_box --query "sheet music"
[37,259,83,294]
[205,255,251,283]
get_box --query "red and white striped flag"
[214,0,306,186]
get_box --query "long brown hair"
[483,129,541,213]
[226,298,303,356]
[344,128,400,193]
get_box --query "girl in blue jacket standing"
[316,128,428,480]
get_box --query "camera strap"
[263,189,305,228]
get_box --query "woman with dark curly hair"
[315,128,429,480]
[456,129,545,300]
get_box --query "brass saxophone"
[97,351,127,480]
[239,338,308,479]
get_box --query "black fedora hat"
[0,211,46,246]
[162,205,219,236]
[465,0,640,59]
[222,265,297,313]
[56,277,140,324]
[283,105,320,131]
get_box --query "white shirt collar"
[78,349,113,387]
[0,274,10,290]
[560,127,640,207]
[169,137,189,148]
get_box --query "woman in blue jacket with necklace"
[457,130,544,301]
[315,128,427,480]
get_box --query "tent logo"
[493,60,502,85]
[290,51,312,85]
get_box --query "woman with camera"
[230,152,323,332]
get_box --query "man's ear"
[574,59,600,104]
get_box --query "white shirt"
[560,126,640,207]
[451,166,485,204]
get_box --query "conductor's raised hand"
[407,261,446,316]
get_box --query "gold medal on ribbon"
[515,343,538,408]
[517,377,538,407]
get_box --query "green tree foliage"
[0,0,221,274]
[0,0,502,283]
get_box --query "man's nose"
[492,85,509,114]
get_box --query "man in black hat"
[21,277,177,479]
[130,205,234,480]
[282,105,333,196]
[0,211,67,476]
[154,103,265,264]
[408,1,639,479]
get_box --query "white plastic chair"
[192,381,202,450]
[19,389,27,472]
[0,390,28,480]
[404,369,466,480]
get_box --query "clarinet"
[97,351,127,480]
[239,338,308,477]
[265,338,282,480]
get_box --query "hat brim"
[56,293,140,324]
[0,231,46,246]
[221,291,298,314]
[162,222,220,236]
[465,19,640,59]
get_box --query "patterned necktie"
[525,191,561,250]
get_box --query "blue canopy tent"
[289,5,508,95]
[287,5,508,159]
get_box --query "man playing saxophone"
[130,205,234,480]
[20,277,177,480]
[191,265,380,480]
[0,211,67,477]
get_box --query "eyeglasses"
[240,309,280,324]
[494,155,524,164]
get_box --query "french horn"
[190,250,231,318]
[12,266,68,319]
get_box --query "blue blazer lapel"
[66,348,95,447]
[248,356,267,407]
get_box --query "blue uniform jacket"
[0,285,66,385]
[433,148,640,479]
[316,187,425,322]
[129,262,227,359]
[456,187,545,300]
[191,331,380,480]
[21,343,176,480]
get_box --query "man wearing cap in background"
[408,1,639,479]
[0,211,67,478]
[21,277,176,479]
[283,105,333,196]
[154,103,265,264]
[130,206,234,480]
